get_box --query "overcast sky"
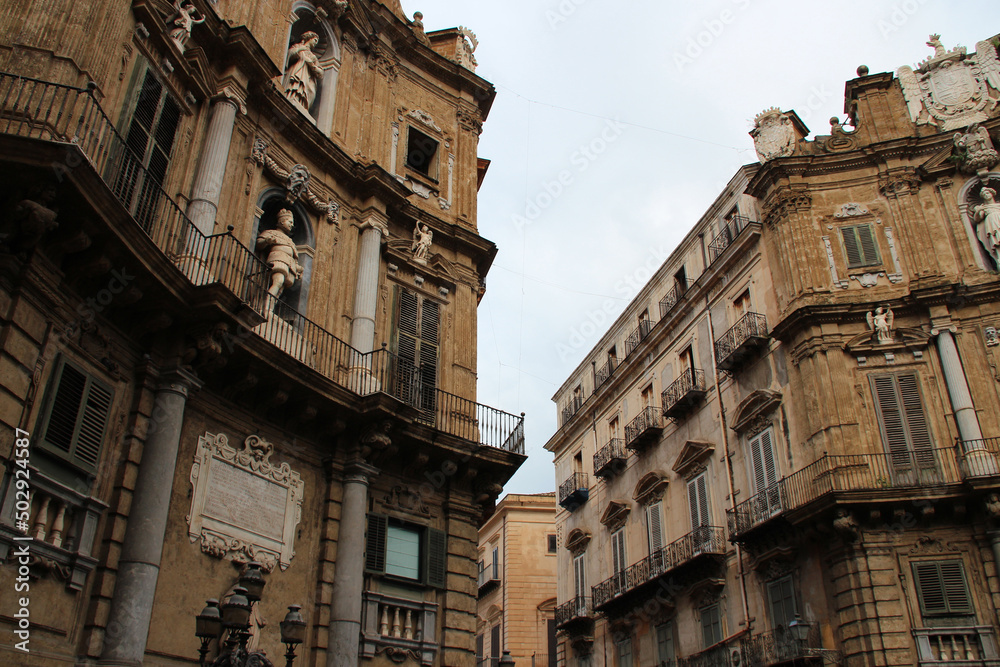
[404,1,996,495]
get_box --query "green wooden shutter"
[841,226,862,267]
[913,561,973,616]
[646,500,663,553]
[365,513,387,573]
[857,224,879,265]
[871,374,911,468]
[40,360,113,473]
[418,299,439,415]
[656,622,675,662]
[425,527,447,588]
[701,604,722,647]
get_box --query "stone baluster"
[380,604,389,636]
[32,494,51,540]
[48,500,66,547]
[404,609,413,640]
[391,606,401,638]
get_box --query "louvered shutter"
[425,527,447,588]
[611,528,627,574]
[871,375,912,469]
[418,299,439,415]
[476,634,484,663]
[913,561,972,616]
[365,513,387,573]
[897,374,935,469]
[573,553,586,597]
[41,360,113,473]
[857,224,879,265]
[688,474,710,528]
[871,374,936,478]
[491,623,501,659]
[646,501,663,553]
[842,227,862,267]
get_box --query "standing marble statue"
[284,31,324,112]
[974,187,1000,263]
[256,209,303,301]
[167,0,204,51]
[867,306,894,344]
[411,223,432,263]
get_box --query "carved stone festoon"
[751,107,797,163]
[251,137,340,224]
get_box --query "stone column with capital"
[99,367,202,666]
[349,211,388,393]
[186,87,246,235]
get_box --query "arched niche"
[253,189,316,317]
[282,2,342,132]
[957,174,1000,272]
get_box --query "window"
[406,126,439,178]
[611,527,627,575]
[114,62,181,229]
[641,385,654,411]
[655,622,675,663]
[547,619,557,667]
[700,603,723,648]
[733,289,752,318]
[476,634,484,666]
[841,224,880,268]
[394,287,440,418]
[912,560,974,622]
[616,635,634,667]
[767,575,798,629]
[609,415,620,441]
[748,427,779,495]
[674,266,687,293]
[548,534,557,553]
[688,473,710,529]
[646,500,663,554]
[639,309,650,326]
[870,373,936,479]
[37,358,114,475]
[490,623,501,665]
[679,346,694,376]
[364,514,446,587]
[573,553,586,599]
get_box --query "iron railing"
[594,438,627,478]
[708,215,753,263]
[659,281,687,319]
[558,472,589,509]
[728,448,962,538]
[741,624,832,667]
[624,406,662,450]
[562,396,584,425]
[554,596,592,628]
[624,319,654,356]
[592,526,725,609]
[477,561,501,591]
[662,368,707,417]
[0,72,525,454]
[714,312,768,371]
[955,437,1000,478]
[678,640,739,667]
[595,357,618,389]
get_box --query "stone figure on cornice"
[954,124,999,175]
[867,306,894,344]
[411,222,432,264]
[166,1,204,52]
[285,31,324,112]
[411,12,431,46]
[256,209,303,301]
[973,187,1000,264]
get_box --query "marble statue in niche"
[285,31,323,112]
[256,209,303,301]
[973,187,1000,264]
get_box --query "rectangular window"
[688,473,710,528]
[490,623,501,662]
[406,126,439,178]
[394,287,440,419]
[748,427,779,494]
[912,560,974,620]
[841,224,880,268]
[37,358,114,474]
[573,553,586,598]
[655,622,675,663]
[700,603,723,648]
[734,289,752,318]
[476,634,484,666]
[611,528,628,575]
[870,373,936,481]
[616,635,633,667]
[641,385,654,411]
[365,514,446,587]
[646,500,663,554]
[609,415,620,441]
[547,618,557,667]
[767,575,798,629]
[674,266,687,293]
[548,534,558,553]
[386,524,420,579]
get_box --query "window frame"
[616,634,634,667]
[646,500,664,555]
[547,533,558,554]
[840,223,881,269]
[700,602,723,648]
[364,513,446,588]
[766,574,798,629]
[405,125,440,180]
[911,559,974,620]
[610,527,628,575]
[655,621,675,663]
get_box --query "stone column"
[185,88,246,235]
[315,65,340,136]
[327,458,379,667]
[99,367,201,667]
[348,211,387,393]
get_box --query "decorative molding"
[252,139,339,225]
[565,528,592,554]
[883,227,904,283]
[381,485,431,517]
[834,203,870,217]
[850,272,885,288]
[985,326,998,348]
[632,472,669,506]
[600,501,631,531]
[407,108,442,133]
[822,236,849,289]
[672,441,715,478]
[762,188,811,228]
[730,390,782,434]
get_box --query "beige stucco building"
[546,33,1000,667]
[0,1,524,666]
[476,493,558,667]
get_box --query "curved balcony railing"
[554,596,592,630]
[955,436,1000,478]
[625,406,663,451]
[594,438,627,479]
[558,472,589,510]
[661,368,707,419]
[741,623,838,667]
[624,319,654,357]
[0,72,525,454]
[658,281,687,319]
[714,312,768,372]
[595,357,618,389]
[708,214,753,263]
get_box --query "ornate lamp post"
[194,563,306,667]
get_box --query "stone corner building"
[545,33,1000,667]
[0,0,524,665]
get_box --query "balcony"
[625,320,654,356]
[708,215,753,264]
[562,397,584,425]
[680,639,742,667]
[956,437,1000,481]
[659,281,687,319]
[662,368,707,420]
[361,591,439,666]
[913,626,1000,666]
[559,472,589,510]
[555,596,593,633]
[741,623,839,666]
[595,357,619,389]
[625,406,663,452]
[592,526,726,611]
[594,438,628,479]
[727,448,963,541]
[0,72,525,456]
[477,561,501,596]
[714,312,768,373]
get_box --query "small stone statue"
[256,209,303,301]
[867,306,894,344]
[411,222,432,263]
[167,0,205,52]
[411,12,431,46]
[284,31,324,112]
[973,187,1000,263]
[953,124,999,175]
[832,509,859,542]
[3,184,59,257]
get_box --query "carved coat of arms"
[898,35,1000,131]
[751,107,796,163]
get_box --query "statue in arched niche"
[256,209,304,302]
[285,31,324,112]
[973,186,1000,265]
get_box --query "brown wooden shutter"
[913,561,972,616]
[41,360,113,473]
[871,374,911,467]
[897,374,935,467]
[857,224,879,265]
[365,513,387,573]
[425,527,447,588]
[841,227,862,267]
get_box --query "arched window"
[282,3,341,133]
[253,192,315,317]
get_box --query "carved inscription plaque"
[203,462,288,541]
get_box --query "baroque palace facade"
[546,33,1000,667]
[0,1,524,666]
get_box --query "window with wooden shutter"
[840,224,881,268]
[870,373,937,481]
[476,634,484,665]
[688,473,710,528]
[611,528,627,575]
[393,286,440,420]
[38,359,114,474]
[767,575,798,629]
[646,500,663,554]
[425,527,447,588]
[490,623,501,661]
[547,619,557,667]
[365,513,388,573]
[616,635,633,667]
[700,603,723,648]
[912,560,974,619]
[655,622,675,663]
[573,553,586,598]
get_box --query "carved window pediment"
[731,390,782,434]
[600,501,631,531]
[632,471,669,506]
[672,441,715,478]
[565,528,592,554]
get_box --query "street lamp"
[194,563,306,667]
[788,615,810,644]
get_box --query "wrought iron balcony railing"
[594,438,627,479]
[659,281,687,320]
[554,596,593,630]
[624,319,654,357]
[624,406,663,452]
[741,623,839,667]
[558,472,589,510]
[662,368,707,420]
[955,437,1000,479]
[679,640,741,667]
[727,448,963,540]
[562,397,584,425]
[714,312,768,373]
[0,72,525,455]
[477,561,501,594]
[592,526,726,610]
[595,357,618,389]
[913,626,1000,665]
[708,214,753,264]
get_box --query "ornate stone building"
[546,33,1000,667]
[0,1,523,666]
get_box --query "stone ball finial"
[857,65,869,77]
[414,11,423,20]
[830,116,840,127]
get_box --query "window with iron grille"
[36,357,114,475]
